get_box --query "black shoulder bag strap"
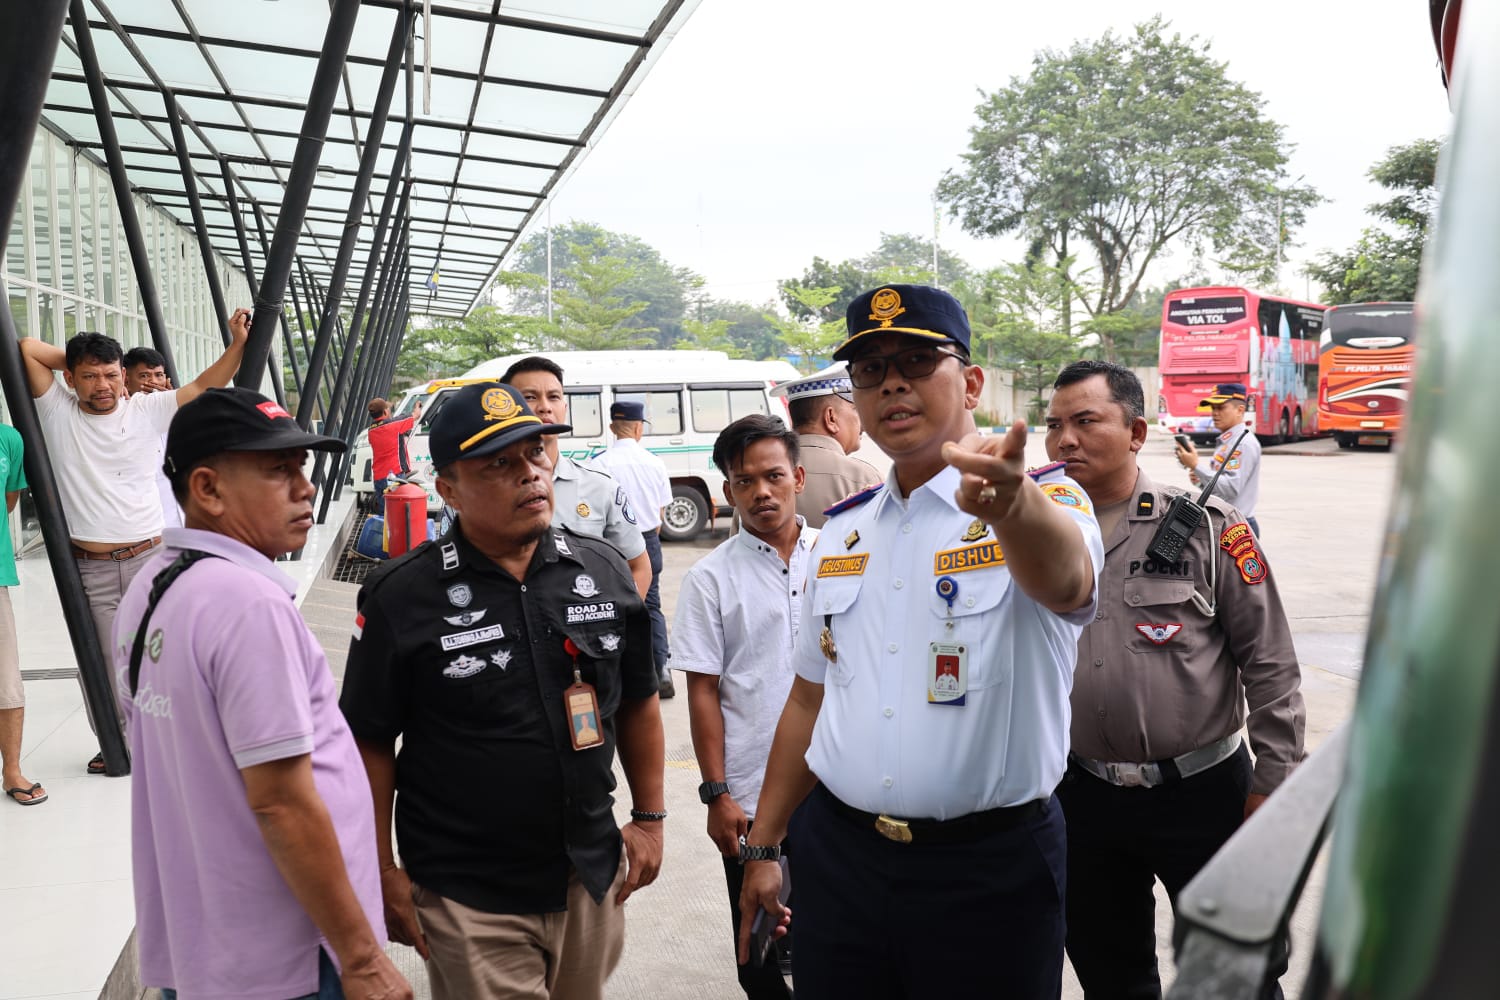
[128,549,220,697]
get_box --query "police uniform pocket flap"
[1123,578,1194,609]
[814,576,863,617]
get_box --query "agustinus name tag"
[817,553,870,578]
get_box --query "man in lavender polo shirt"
[113,387,410,1000]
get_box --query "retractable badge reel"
[563,637,605,750]
[929,576,968,706]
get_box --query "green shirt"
[0,425,26,587]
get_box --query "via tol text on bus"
[1157,286,1328,443]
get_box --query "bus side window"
[616,390,683,435]
[691,389,731,433]
[568,392,603,438]
[729,388,769,420]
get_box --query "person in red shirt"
[367,397,423,499]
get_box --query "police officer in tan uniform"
[1043,360,1304,999]
[769,365,881,528]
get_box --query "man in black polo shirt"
[341,381,667,1000]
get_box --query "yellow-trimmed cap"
[834,284,971,362]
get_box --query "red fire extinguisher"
[383,481,428,558]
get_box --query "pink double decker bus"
[1157,286,1328,443]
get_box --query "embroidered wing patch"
[1134,623,1183,645]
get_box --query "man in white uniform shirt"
[1173,381,1264,536]
[676,414,814,1000]
[594,400,676,697]
[737,285,1103,998]
[20,311,248,772]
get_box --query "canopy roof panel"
[40,0,699,317]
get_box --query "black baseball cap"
[164,387,346,483]
[428,381,571,468]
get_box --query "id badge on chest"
[563,638,605,750]
[928,642,968,706]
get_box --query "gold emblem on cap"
[868,288,906,328]
[480,387,520,421]
[576,502,591,518]
[819,627,838,663]
[844,529,860,550]
[962,519,989,543]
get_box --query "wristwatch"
[738,836,781,863]
[698,780,730,804]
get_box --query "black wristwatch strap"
[739,836,781,863]
[699,780,730,804]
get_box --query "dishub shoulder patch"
[823,483,884,517]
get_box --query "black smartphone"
[749,857,791,968]
[1174,433,1192,450]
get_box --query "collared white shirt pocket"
[815,575,862,686]
[927,566,1011,688]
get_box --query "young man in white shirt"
[20,311,248,772]
[675,414,814,999]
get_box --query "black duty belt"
[815,782,1045,845]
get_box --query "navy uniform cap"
[1200,382,1249,406]
[609,400,647,421]
[835,284,971,361]
[429,381,571,468]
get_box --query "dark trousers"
[721,821,792,1000]
[1057,742,1284,1000]
[1248,515,1261,537]
[788,783,1066,999]
[643,528,669,676]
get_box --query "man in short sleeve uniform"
[769,364,881,527]
[738,286,1104,998]
[1173,382,1264,536]
[1045,361,1304,997]
[341,382,667,1000]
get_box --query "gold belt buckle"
[874,814,913,844]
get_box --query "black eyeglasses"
[847,345,968,389]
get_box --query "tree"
[938,17,1319,361]
[1305,138,1440,304]
[701,299,784,360]
[965,261,1084,418]
[551,238,658,350]
[509,220,698,346]
[766,285,845,372]
[780,234,975,321]
[395,272,557,379]
[780,256,871,322]
[675,316,745,357]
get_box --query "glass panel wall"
[4,124,265,552]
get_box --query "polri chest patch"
[1135,623,1183,645]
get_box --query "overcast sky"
[528,0,1451,309]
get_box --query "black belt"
[815,783,1045,845]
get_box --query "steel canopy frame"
[35,0,704,320]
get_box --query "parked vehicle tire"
[661,484,710,542]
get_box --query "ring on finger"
[978,483,998,504]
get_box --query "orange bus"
[1317,302,1416,449]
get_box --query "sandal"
[5,783,48,806]
[87,752,106,775]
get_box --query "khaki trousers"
[414,859,627,1000]
[75,554,154,734]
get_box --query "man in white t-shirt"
[675,414,813,998]
[594,401,676,695]
[123,346,182,532]
[21,310,249,773]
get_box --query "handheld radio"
[1145,427,1252,564]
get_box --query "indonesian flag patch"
[352,612,365,640]
[1135,623,1182,645]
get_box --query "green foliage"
[397,304,556,380]
[767,285,845,372]
[780,233,970,321]
[551,239,657,350]
[1305,138,1440,304]
[675,316,746,357]
[509,220,697,346]
[938,17,1318,359]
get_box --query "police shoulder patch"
[823,483,883,517]
[1041,482,1092,514]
